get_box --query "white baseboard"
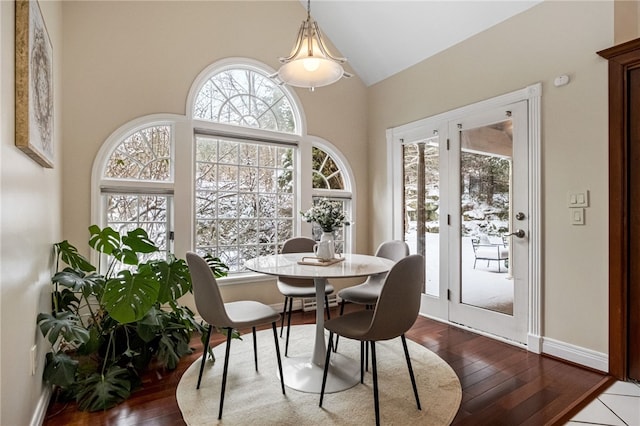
[418,313,608,372]
[527,333,542,354]
[542,337,608,372]
[30,385,52,426]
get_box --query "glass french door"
[448,101,528,343]
[400,101,529,344]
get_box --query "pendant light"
[276,0,351,91]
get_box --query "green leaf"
[152,257,192,304]
[37,312,90,346]
[55,240,95,272]
[43,352,78,387]
[76,326,102,356]
[52,268,105,299]
[103,268,159,324]
[76,366,132,411]
[136,307,163,342]
[203,253,230,278]
[122,228,158,254]
[88,225,121,256]
[54,288,80,312]
[112,247,139,266]
[156,331,191,370]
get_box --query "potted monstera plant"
[37,225,228,411]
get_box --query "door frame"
[387,83,542,352]
[598,38,640,380]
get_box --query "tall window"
[99,124,174,258]
[93,60,353,279]
[309,147,350,253]
[194,136,295,271]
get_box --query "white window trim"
[91,113,185,237]
[91,60,356,285]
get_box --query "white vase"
[320,231,335,258]
[320,231,334,243]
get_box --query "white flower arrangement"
[300,199,350,233]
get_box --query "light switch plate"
[568,190,589,207]
[571,208,585,225]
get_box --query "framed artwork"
[15,0,54,168]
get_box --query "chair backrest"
[186,252,233,328]
[279,237,316,285]
[375,240,410,262]
[281,237,316,254]
[365,254,425,341]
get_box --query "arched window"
[308,146,351,253]
[192,66,298,133]
[95,121,176,259]
[93,60,353,278]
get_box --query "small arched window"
[104,125,172,181]
[193,67,298,134]
[307,146,351,253]
[98,122,175,258]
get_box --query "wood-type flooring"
[43,305,611,426]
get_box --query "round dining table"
[245,252,395,393]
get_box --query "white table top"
[245,253,395,279]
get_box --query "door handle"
[505,229,526,238]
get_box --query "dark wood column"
[598,38,640,380]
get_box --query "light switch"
[571,208,585,225]
[567,190,589,207]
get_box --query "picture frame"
[15,0,54,168]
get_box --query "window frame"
[91,59,355,284]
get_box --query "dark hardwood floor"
[43,305,612,425]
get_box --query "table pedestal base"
[281,354,360,394]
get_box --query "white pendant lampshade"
[276,0,351,91]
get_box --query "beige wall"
[368,1,612,354]
[61,1,369,306]
[615,0,640,43]
[0,1,63,424]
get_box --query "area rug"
[176,324,461,425]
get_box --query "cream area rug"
[177,324,461,425]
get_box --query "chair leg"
[252,326,258,371]
[365,340,369,372]
[370,341,380,426]
[325,295,331,320]
[285,297,293,357]
[271,322,286,395]
[319,331,334,407]
[280,297,289,337]
[196,324,213,389]
[334,301,345,352]
[218,327,233,420]
[401,334,421,410]
[360,341,365,383]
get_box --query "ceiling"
[305,1,542,86]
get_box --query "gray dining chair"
[335,240,409,353]
[319,254,425,426]
[277,237,334,356]
[186,252,285,420]
[338,240,410,309]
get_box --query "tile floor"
[566,380,640,426]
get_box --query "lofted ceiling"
[303,0,542,86]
